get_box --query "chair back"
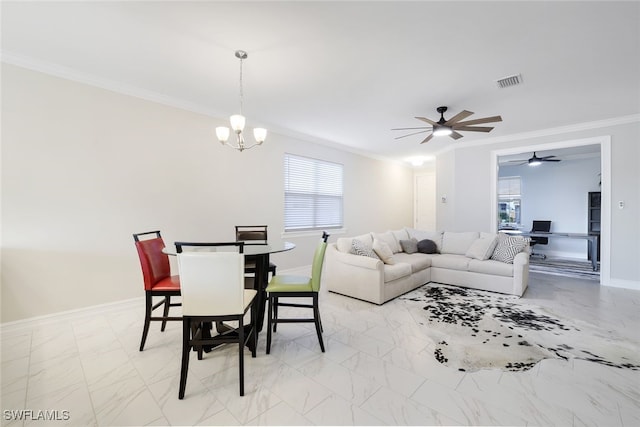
[311,237,329,292]
[134,231,170,291]
[235,225,268,242]
[177,244,246,316]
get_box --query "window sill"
[281,228,348,239]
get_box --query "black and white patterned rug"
[400,283,640,372]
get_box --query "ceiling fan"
[392,106,502,144]
[506,152,561,166]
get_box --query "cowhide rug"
[400,283,640,372]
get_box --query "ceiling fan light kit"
[392,106,502,144]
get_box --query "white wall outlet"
[441,195,447,203]
[618,200,625,209]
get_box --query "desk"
[501,231,599,271]
[163,241,295,333]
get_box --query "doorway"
[490,136,611,285]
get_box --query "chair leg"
[179,318,191,399]
[266,294,273,355]
[273,296,279,332]
[251,305,257,358]
[313,294,325,353]
[140,293,152,351]
[161,296,171,331]
[238,316,245,396]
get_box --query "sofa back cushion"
[336,233,372,253]
[390,229,409,250]
[405,228,443,252]
[441,231,480,255]
[465,234,499,260]
[372,231,401,253]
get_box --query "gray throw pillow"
[399,238,419,254]
[417,239,438,254]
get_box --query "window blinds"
[284,154,344,231]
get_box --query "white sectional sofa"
[324,228,530,304]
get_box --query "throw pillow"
[399,238,419,254]
[417,239,438,254]
[372,239,395,264]
[465,235,499,260]
[372,231,401,253]
[490,234,529,263]
[350,239,380,259]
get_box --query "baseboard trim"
[602,278,640,291]
[0,297,142,333]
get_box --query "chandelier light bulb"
[230,114,246,133]
[216,126,230,143]
[253,128,267,144]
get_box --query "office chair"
[530,220,551,259]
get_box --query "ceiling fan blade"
[542,159,561,162]
[415,116,438,126]
[453,115,503,127]
[394,130,430,140]
[419,133,435,144]
[453,126,494,133]
[444,110,473,125]
[539,155,557,160]
[449,131,464,140]
[391,126,431,131]
[506,159,527,163]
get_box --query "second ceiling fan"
[392,106,502,144]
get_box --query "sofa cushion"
[417,239,438,254]
[391,229,410,249]
[350,239,380,259]
[399,238,419,254]
[465,235,499,260]
[491,234,529,264]
[383,263,412,282]
[373,231,401,253]
[393,252,432,273]
[430,254,471,271]
[337,233,372,253]
[468,259,514,277]
[373,239,395,264]
[441,232,480,255]
[405,228,443,252]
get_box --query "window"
[498,176,521,228]
[284,154,343,232]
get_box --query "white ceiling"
[2,1,639,163]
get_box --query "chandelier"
[215,50,267,152]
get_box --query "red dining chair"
[133,230,181,351]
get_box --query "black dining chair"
[235,225,277,277]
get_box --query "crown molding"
[3,50,638,167]
[435,113,640,157]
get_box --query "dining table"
[162,240,296,336]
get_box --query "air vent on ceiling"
[495,73,522,88]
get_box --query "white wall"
[499,156,601,259]
[436,122,640,288]
[1,64,414,322]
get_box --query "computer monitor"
[531,220,551,232]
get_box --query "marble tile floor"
[2,272,639,426]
